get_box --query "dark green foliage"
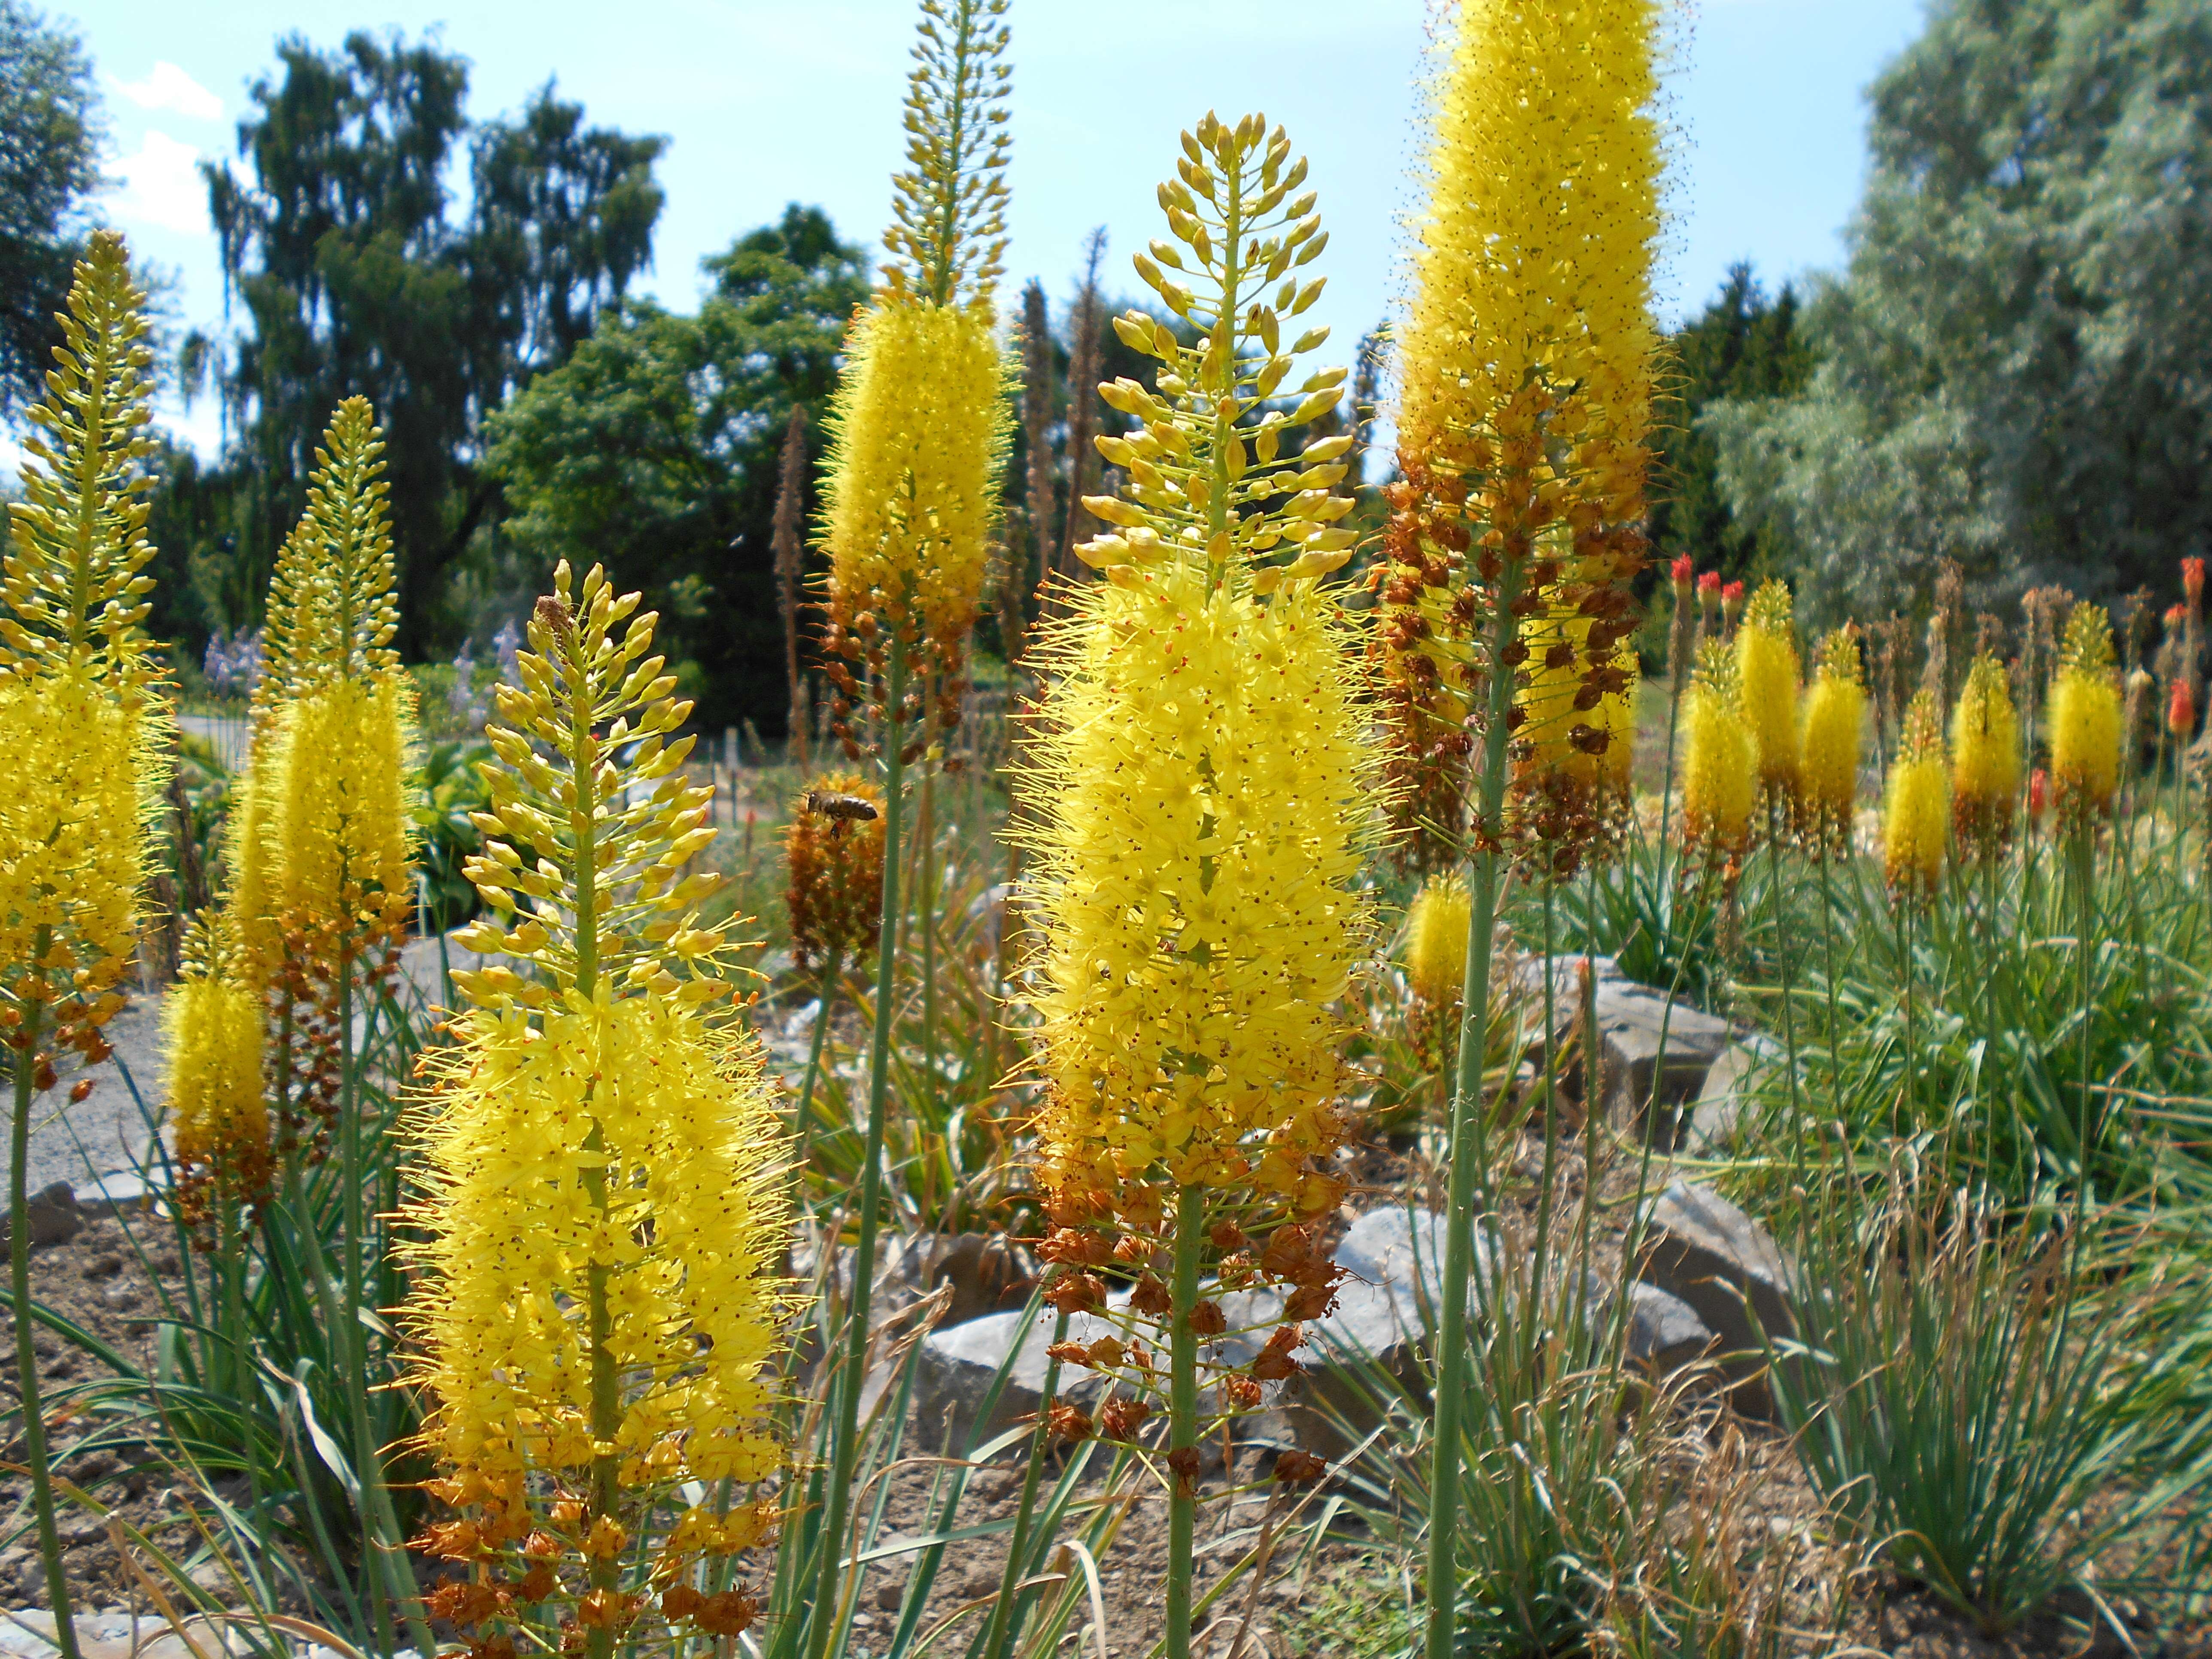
[1650,262,1814,587]
[1711,0,2212,617]
[485,205,867,733]
[0,0,100,417]
[192,31,665,652]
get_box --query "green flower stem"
[1425,545,1527,1659]
[791,949,842,1165]
[1166,1182,1206,1659]
[9,972,79,1659]
[336,946,432,1659]
[809,626,910,1659]
[980,1306,1070,1659]
[918,755,939,1125]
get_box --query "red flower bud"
[2029,767,2049,820]
[1670,554,1694,591]
[2170,678,2196,737]
[2186,557,2204,602]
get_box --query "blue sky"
[75,0,1926,458]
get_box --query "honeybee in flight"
[805,791,880,823]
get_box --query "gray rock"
[1504,959,1737,1149]
[1624,1281,1715,1374]
[1632,1180,1795,1416]
[73,1170,159,1217]
[1579,984,1733,1148]
[1683,1036,1782,1157]
[912,1280,1286,1454]
[3,1180,82,1247]
[913,1298,1123,1450]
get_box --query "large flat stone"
[1632,1179,1795,1416]
[1589,984,1735,1149]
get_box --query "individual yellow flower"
[1735,580,1802,813]
[2048,602,2121,826]
[406,562,788,1647]
[816,0,1014,745]
[1678,641,1755,866]
[1883,692,1949,900]
[1799,627,1865,852]
[1950,652,2020,856]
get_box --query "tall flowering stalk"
[1019,112,1372,1659]
[187,397,425,1649]
[408,562,788,1659]
[804,4,1012,1650]
[1378,8,1662,1647]
[0,229,171,1659]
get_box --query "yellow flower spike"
[1020,114,1379,1231]
[817,0,1015,747]
[1883,691,1949,901]
[1735,580,1802,815]
[1378,0,1661,878]
[1404,873,1471,1066]
[1679,639,1756,867]
[1406,874,1471,1012]
[1799,628,1866,853]
[1951,652,2020,857]
[2048,602,2121,826]
[405,560,790,1644]
[164,970,271,1232]
[0,228,173,1041]
[0,225,175,1655]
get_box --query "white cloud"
[107,62,223,122]
[106,131,208,236]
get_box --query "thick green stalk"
[1165,1184,1206,1659]
[9,981,79,1659]
[1424,552,1526,1659]
[918,758,939,1125]
[553,628,629,1659]
[331,949,391,1656]
[1767,799,1805,1129]
[980,1307,1070,1659]
[792,949,842,1163]
[333,947,431,1658]
[809,628,910,1659]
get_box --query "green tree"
[1709,0,2212,618]
[194,31,664,650]
[0,0,100,418]
[1650,261,1813,584]
[485,205,867,732]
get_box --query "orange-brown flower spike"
[1379,0,1661,880]
[784,773,887,973]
